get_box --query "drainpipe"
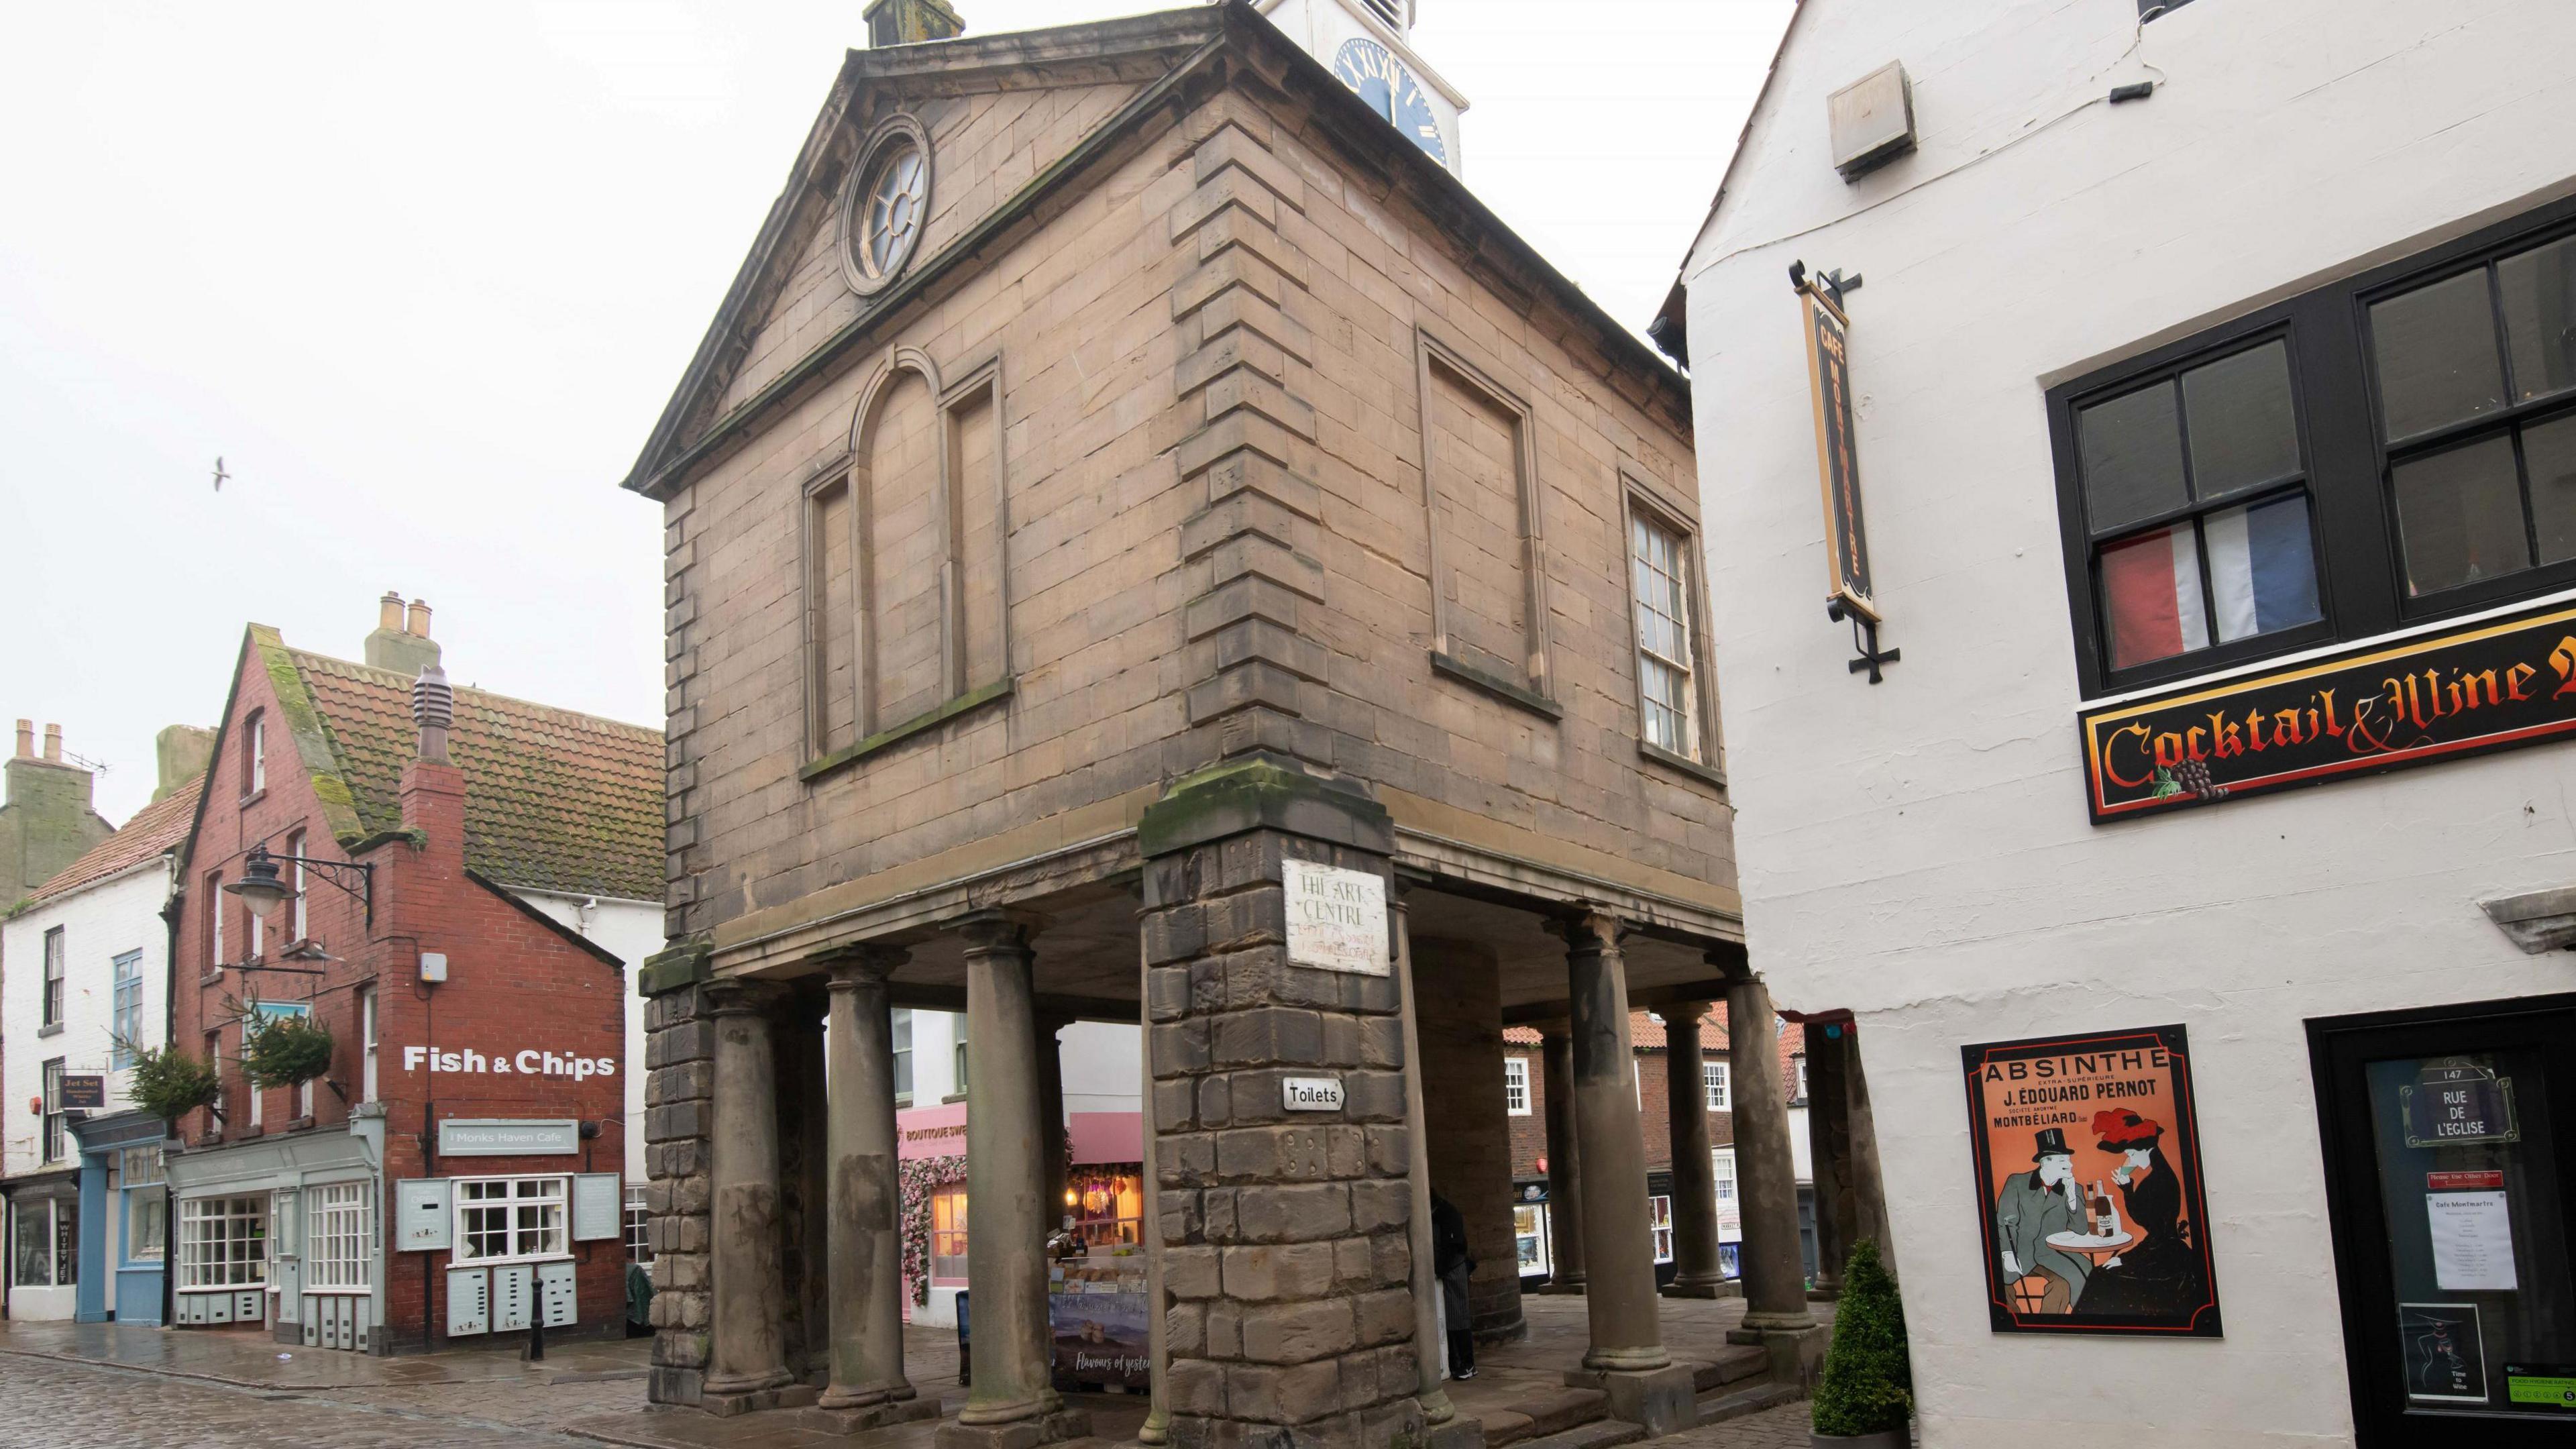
[160,856,183,1330]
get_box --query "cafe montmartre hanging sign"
[1798,270,1876,624]
[2080,597,2576,822]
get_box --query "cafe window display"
[177,1195,268,1290]
[1067,1167,1142,1249]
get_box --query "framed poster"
[1962,1023,2222,1336]
[1799,274,1877,623]
[2400,1303,2487,1403]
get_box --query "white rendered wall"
[1681,2,2576,1444]
[509,891,660,1182]
[0,861,172,1181]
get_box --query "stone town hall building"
[621,3,1815,1444]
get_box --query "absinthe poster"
[1962,1024,2223,1336]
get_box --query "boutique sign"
[2080,599,2576,822]
[403,1046,617,1081]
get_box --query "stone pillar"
[1555,913,1692,1436]
[780,993,830,1384]
[938,914,1087,1448]
[1136,759,1428,1449]
[1843,1024,1898,1285]
[1725,972,1821,1356]
[1413,936,1523,1342]
[1661,1002,1727,1298]
[1137,934,1172,1446]
[820,948,926,1421]
[1393,894,1458,1430]
[1038,1014,1071,1238]
[639,948,716,1407]
[1538,1028,1586,1294]
[1804,1024,1854,1298]
[704,979,802,1407]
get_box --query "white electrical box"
[538,1260,577,1328]
[1828,61,1915,179]
[419,951,448,983]
[493,1263,533,1332]
[446,1266,490,1336]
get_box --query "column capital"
[1665,998,1713,1026]
[953,908,1045,955]
[1544,907,1625,953]
[703,977,792,1018]
[821,943,910,988]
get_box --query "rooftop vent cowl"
[413,664,454,765]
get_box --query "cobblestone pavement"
[0,1353,595,1448]
[1660,1400,1815,1448]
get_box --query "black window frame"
[2050,192,2576,698]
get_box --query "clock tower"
[1254,0,1468,173]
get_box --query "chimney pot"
[42,723,62,762]
[13,720,29,759]
[379,591,406,632]
[405,599,432,639]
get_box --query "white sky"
[0,0,1791,826]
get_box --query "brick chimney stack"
[364,590,443,677]
[2,717,112,902]
[42,723,61,762]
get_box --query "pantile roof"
[21,775,205,907]
[243,629,663,902]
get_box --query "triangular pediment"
[622,9,1222,496]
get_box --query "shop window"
[110,950,143,1067]
[41,1058,67,1163]
[306,1183,372,1291]
[930,1185,970,1283]
[11,1199,71,1289]
[1513,1203,1549,1277]
[2052,197,2576,695]
[1648,1195,1674,1265]
[1705,1059,1730,1113]
[122,1147,166,1263]
[177,1195,268,1289]
[1069,1167,1143,1249]
[625,1185,653,1265]
[453,1177,570,1264]
[41,927,64,1027]
[1503,1057,1530,1116]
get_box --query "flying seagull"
[211,457,231,492]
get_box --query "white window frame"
[296,1075,314,1120]
[892,1008,913,1105]
[451,1176,572,1267]
[624,1185,653,1265]
[246,712,265,795]
[286,829,307,943]
[1792,1053,1809,1104]
[1713,1148,1739,1207]
[42,926,64,1027]
[359,987,378,1103]
[1624,490,1713,765]
[1503,1056,1531,1116]
[111,949,144,1068]
[246,1030,263,1129]
[121,1146,167,1263]
[305,1183,373,1292]
[1648,1193,1674,1265]
[206,872,224,969]
[177,1195,270,1289]
[1704,1059,1730,1113]
[41,1058,67,1164]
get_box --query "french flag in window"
[2102,494,2320,671]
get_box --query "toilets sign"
[1281,860,1389,976]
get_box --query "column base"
[1728,1308,1819,1338]
[700,1381,819,1417]
[932,1408,1093,1448]
[1562,1361,1700,1437]
[1725,1324,1830,1391]
[814,1395,941,1431]
[1807,1285,1843,1302]
[1661,1273,1738,1299]
[1421,1411,1489,1449]
[1542,1279,1587,1295]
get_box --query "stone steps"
[1691,1344,1772,1393]
[1478,1385,1614,1444]
[1517,1421,1646,1449]
[1693,1378,1807,1428]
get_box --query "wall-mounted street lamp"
[223,841,375,929]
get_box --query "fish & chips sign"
[2081,600,2576,821]
[404,1045,616,1081]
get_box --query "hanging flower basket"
[241,1012,336,1089]
[127,1044,223,1123]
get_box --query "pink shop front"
[897,1104,1144,1332]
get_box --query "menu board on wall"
[1962,1024,2223,1336]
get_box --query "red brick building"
[164,602,660,1354]
[1501,1009,1811,1285]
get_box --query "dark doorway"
[2309,994,2576,1446]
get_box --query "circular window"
[841,117,932,296]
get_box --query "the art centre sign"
[403,1044,617,1081]
[1282,859,1389,976]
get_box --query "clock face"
[1332,37,1447,166]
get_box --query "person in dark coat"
[1430,1191,1475,1379]
[2074,1108,2205,1318]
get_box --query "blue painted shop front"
[70,1110,172,1325]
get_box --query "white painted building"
[508,890,663,1184]
[1672,2,2576,1446]
[2,776,200,1321]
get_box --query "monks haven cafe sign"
[2081,599,2576,822]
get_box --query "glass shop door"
[2310,994,2576,1447]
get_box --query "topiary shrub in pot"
[1811,1237,1913,1448]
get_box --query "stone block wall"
[1142,820,1424,1449]
[641,966,715,1405]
